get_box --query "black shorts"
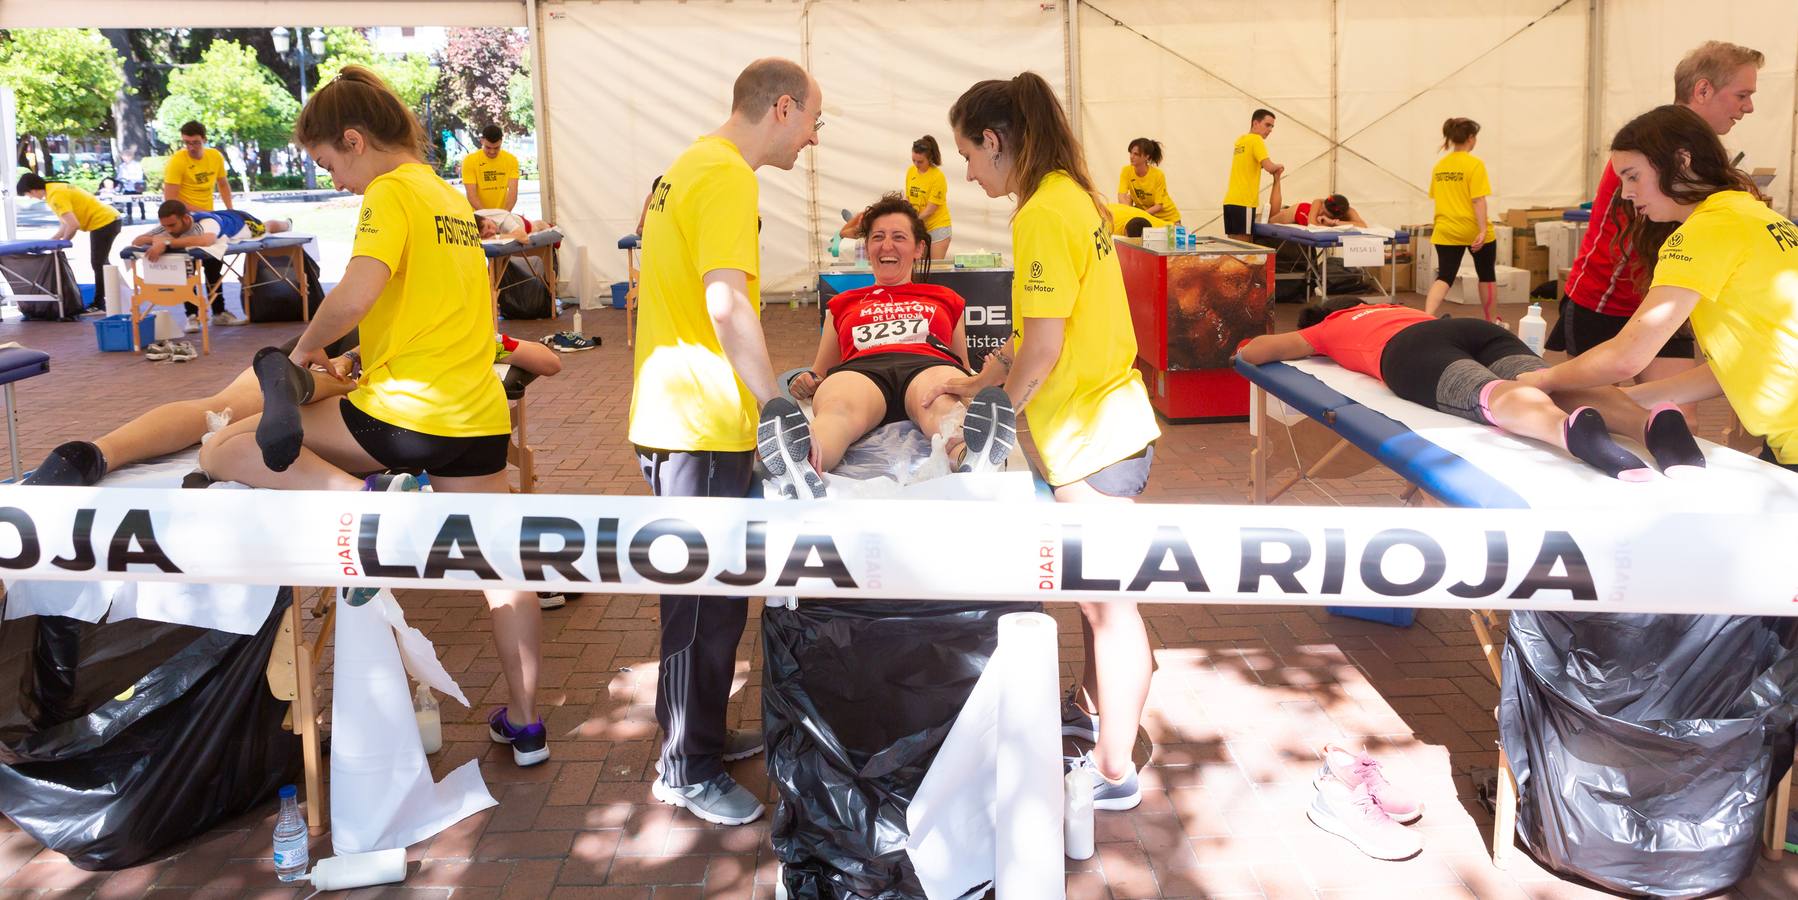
[1379,318,1546,424]
[1560,300,1696,359]
[1433,242,1497,284]
[1056,443,1155,497]
[1222,204,1257,236]
[827,351,967,427]
[339,398,509,478]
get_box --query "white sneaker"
[143,340,173,362]
[169,341,198,363]
[1307,777,1423,860]
[213,311,247,326]
[184,315,201,334]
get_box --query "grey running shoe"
[1062,689,1099,742]
[169,341,198,363]
[652,772,764,826]
[959,386,1017,473]
[1069,751,1142,811]
[143,340,173,361]
[757,397,826,498]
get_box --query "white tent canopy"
[18,0,1798,294]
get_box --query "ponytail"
[296,64,430,161]
[1128,137,1163,165]
[1440,117,1480,151]
[950,72,1108,223]
[911,135,942,167]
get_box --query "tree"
[0,28,125,176]
[153,41,299,190]
[506,49,534,132]
[437,27,525,135]
[317,26,437,110]
[101,29,153,165]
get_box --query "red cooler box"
[1119,235,1274,422]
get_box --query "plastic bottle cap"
[279,784,297,799]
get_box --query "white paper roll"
[307,848,407,890]
[994,612,1062,899]
[103,265,127,316]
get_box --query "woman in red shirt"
[1238,299,1704,479]
[758,193,1015,494]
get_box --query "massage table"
[1251,223,1411,301]
[120,234,318,327]
[483,228,563,323]
[1563,208,1591,223]
[1236,355,1798,867]
[0,239,75,312]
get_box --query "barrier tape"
[0,485,1791,616]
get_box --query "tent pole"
[527,0,555,222]
[1583,0,1602,196]
[803,0,821,295]
[1066,0,1082,128]
[1329,0,1339,192]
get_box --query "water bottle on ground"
[272,784,309,882]
[1518,302,1547,356]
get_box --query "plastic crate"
[93,314,155,352]
[610,281,630,309]
[1325,606,1415,628]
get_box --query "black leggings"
[1379,318,1545,424]
[1433,241,1497,285]
[87,220,120,308]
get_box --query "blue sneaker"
[540,331,599,353]
[347,473,419,606]
[489,707,551,766]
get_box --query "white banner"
[0,485,1792,616]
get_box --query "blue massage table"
[1563,208,1591,223]
[120,234,316,322]
[1251,223,1412,301]
[0,239,75,309]
[483,228,563,321]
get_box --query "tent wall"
[541,0,1067,292]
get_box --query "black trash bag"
[1500,611,1798,898]
[244,251,326,322]
[0,590,303,870]
[3,251,83,320]
[764,598,1040,900]
[497,256,554,319]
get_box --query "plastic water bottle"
[414,683,442,754]
[1064,760,1095,860]
[1518,303,1547,356]
[572,308,583,337]
[272,784,309,882]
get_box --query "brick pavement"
[0,297,1794,899]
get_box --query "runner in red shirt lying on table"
[1236,298,1705,480]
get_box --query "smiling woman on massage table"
[755,192,1016,496]
[1237,298,1705,480]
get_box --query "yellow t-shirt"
[629,136,762,452]
[1012,172,1161,486]
[162,147,226,211]
[1651,190,1798,463]
[905,164,952,231]
[1117,165,1180,224]
[1223,133,1268,208]
[1106,203,1171,235]
[347,162,509,438]
[45,182,118,232]
[1429,151,1496,246]
[460,149,521,211]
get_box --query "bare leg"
[1483,382,1578,448]
[1635,356,1702,424]
[809,371,886,472]
[1056,479,1150,783]
[932,236,952,260]
[264,219,292,234]
[903,365,970,444]
[1479,281,1498,324]
[198,399,376,490]
[435,470,540,723]
[95,365,352,470]
[1423,278,1451,316]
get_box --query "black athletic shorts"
[1379,318,1546,424]
[1062,442,1156,497]
[1433,242,1497,285]
[339,398,510,478]
[826,351,967,427]
[1222,204,1257,236]
[1560,300,1696,360]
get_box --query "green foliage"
[141,155,168,192]
[0,29,126,137]
[317,27,436,110]
[506,67,534,132]
[51,162,110,193]
[255,172,335,191]
[153,41,300,154]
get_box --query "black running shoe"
[756,397,826,498]
[959,386,1018,474]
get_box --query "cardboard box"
[1503,207,1570,231]
[1445,264,1530,307]
[1373,259,1415,293]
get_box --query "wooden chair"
[507,385,537,493]
[620,234,641,349]
[264,586,336,834]
[129,253,210,355]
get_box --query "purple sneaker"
[488,707,550,766]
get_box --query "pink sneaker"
[1307,778,1423,861]
[1318,743,1422,824]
